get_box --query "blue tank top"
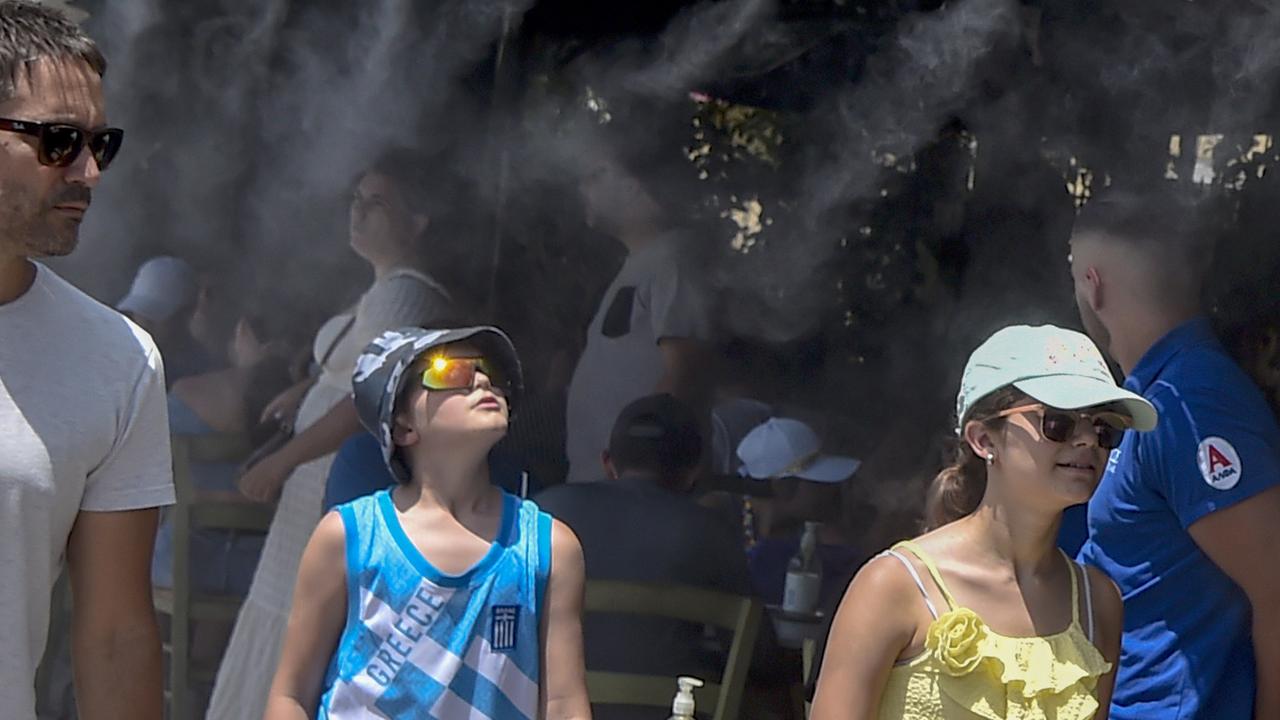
[318,488,553,719]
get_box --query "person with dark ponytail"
[812,325,1157,720]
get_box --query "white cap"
[736,417,861,483]
[116,256,197,324]
[957,324,1157,432]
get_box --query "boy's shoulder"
[330,487,390,524]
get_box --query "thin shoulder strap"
[318,314,357,367]
[895,541,958,610]
[1058,550,1083,630]
[882,550,940,620]
[1076,561,1096,643]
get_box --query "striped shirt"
[318,489,552,719]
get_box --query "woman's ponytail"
[923,387,1024,530]
[924,442,988,531]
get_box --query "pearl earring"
[985,452,995,466]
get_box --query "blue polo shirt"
[1079,317,1280,719]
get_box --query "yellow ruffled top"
[877,541,1112,720]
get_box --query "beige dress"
[207,269,449,719]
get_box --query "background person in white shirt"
[564,141,714,484]
[0,2,174,718]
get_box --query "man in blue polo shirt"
[1069,191,1280,719]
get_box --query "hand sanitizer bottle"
[667,676,704,720]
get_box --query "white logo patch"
[1198,437,1242,490]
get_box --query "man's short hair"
[608,393,703,478]
[0,1,105,102]
[1072,188,1217,302]
[1075,190,1213,266]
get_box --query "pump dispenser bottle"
[667,676,704,720]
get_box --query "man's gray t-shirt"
[564,237,712,483]
[1,264,175,718]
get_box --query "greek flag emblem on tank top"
[318,488,553,719]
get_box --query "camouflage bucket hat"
[352,326,523,483]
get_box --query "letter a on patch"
[1198,437,1242,490]
[491,605,519,651]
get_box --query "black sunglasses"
[0,117,123,170]
[994,403,1129,450]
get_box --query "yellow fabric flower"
[926,608,988,676]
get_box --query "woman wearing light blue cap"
[813,325,1157,720]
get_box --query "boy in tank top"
[264,326,591,719]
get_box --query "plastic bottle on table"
[783,521,822,615]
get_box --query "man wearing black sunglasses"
[0,4,169,720]
[1070,191,1280,720]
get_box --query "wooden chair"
[582,580,763,720]
[154,433,273,720]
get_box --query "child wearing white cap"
[812,324,1156,720]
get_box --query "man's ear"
[1084,266,1105,313]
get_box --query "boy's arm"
[539,520,592,720]
[265,512,349,719]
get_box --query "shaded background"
[44,0,1280,520]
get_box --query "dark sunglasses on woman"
[994,403,1129,450]
[0,117,123,170]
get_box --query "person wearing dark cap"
[266,327,590,720]
[602,392,705,490]
[537,394,792,719]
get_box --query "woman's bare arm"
[1086,565,1125,720]
[810,555,922,720]
[239,397,361,502]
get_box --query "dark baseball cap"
[608,393,703,475]
[351,326,523,483]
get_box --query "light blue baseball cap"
[956,325,1158,433]
[737,417,861,483]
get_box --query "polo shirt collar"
[1125,316,1216,395]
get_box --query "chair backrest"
[170,433,268,522]
[162,432,266,719]
[582,580,763,720]
[168,433,272,596]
